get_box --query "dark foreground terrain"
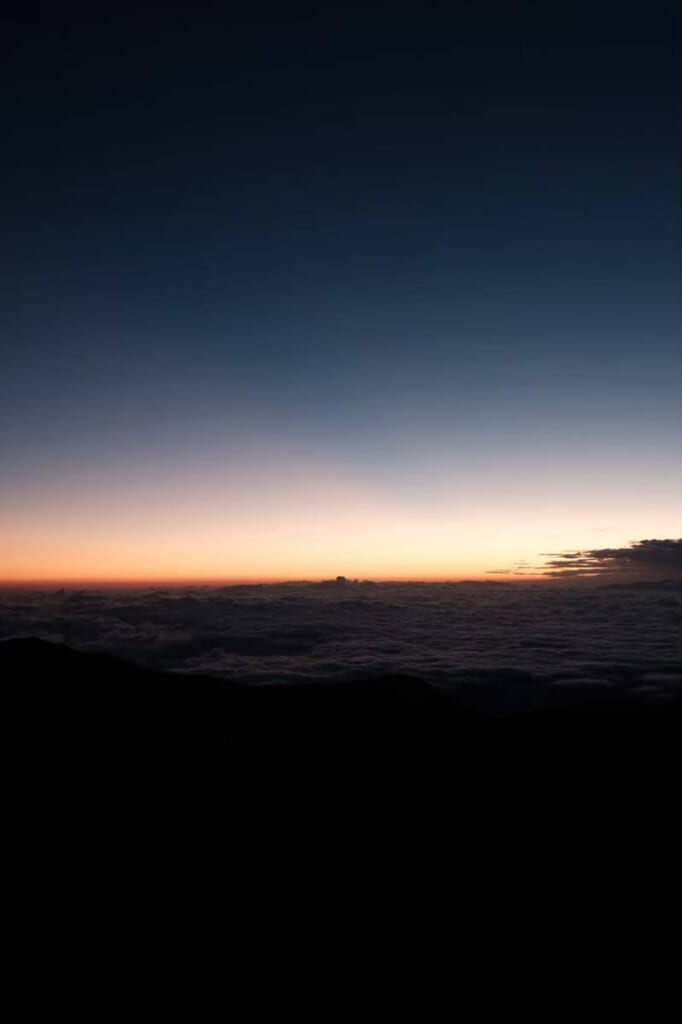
[4,636,678,765]
[4,635,678,991]
[6,633,679,840]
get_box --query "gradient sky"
[1,2,680,582]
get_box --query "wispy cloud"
[490,539,682,580]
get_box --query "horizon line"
[0,574,553,588]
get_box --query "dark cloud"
[489,539,682,580]
[537,539,682,579]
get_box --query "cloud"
[490,539,682,580]
[1,580,679,694]
[537,539,682,579]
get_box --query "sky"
[1,2,680,583]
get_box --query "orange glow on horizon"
[0,574,551,587]
[2,449,679,586]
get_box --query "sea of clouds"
[1,581,679,693]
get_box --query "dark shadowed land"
[5,630,679,992]
[5,628,679,899]
[4,634,679,822]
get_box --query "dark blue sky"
[1,2,680,580]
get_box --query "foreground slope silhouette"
[5,636,678,914]
[2,636,453,753]
[4,637,678,765]
[5,634,679,878]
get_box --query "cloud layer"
[1,580,679,698]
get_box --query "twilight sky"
[1,2,680,582]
